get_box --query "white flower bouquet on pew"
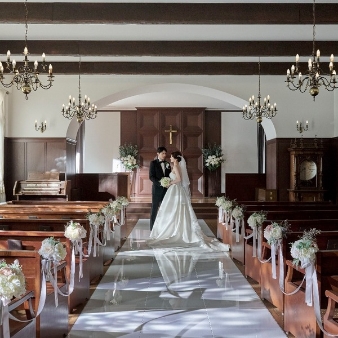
[0,259,26,305]
[116,196,129,207]
[247,210,268,229]
[290,228,320,268]
[38,237,67,262]
[264,220,290,245]
[86,210,105,257]
[64,221,87,241]
[231,205,244,220]
[215,196,234,212]
[87,210,105,227]
[65,221,87,282]
[289,228,321,308]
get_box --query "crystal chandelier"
[286,0,337,99]
[242,60,277,123]
[61,60,97,123]
[0,0,54,100]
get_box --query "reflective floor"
[68,220,287,338]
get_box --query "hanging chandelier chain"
[312,0,316,58]
[24,0,28,47]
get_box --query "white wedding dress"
[147,172,229,252]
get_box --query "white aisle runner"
[68,219,286,338]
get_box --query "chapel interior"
[0,1,338,337]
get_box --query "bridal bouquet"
[39,237,67,262]
[290,228,321,267]
[160,177,171,188]
[0,259,26,305]
[64,221,87,241]
[264,220,290,245]
[202,143,225,171]
[247,211,268,229]
[119,143,139,171]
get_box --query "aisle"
[68,219,286,338]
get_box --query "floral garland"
[264,220,290,246]
[202,143,225,171]
[290,228,320,268]
[119,143,139,171]
[38,237,67,262]
[0,259,26,306]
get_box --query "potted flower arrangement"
[202,143,225,196]
[202,143,225,171]
[119,143,139,171]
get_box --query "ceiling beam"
[33,61,308,75]
[0,3,336,25]
[1,41,338,57]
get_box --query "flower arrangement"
[0,260,26,304]
[215,196,234,211]
[264,220,290,245]
[38,237,67,262]
[87,210,105,226]
[290,228,321,267]
[160,177,171,188]
[119,143,139,171]
[64,221,87,241]
[231,205,245,219]
[247,211,268,229]
[202,143,225,171]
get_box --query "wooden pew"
[0,231,90,315]
[0,217,105,283]
[283,234,338,338]
[6,291,36,338]
[323,290,338,338]
[232,209,338,264]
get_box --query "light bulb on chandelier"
[0,0,54,100]
[286,0,337,99]
[61,59,97,123]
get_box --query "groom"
[149,146,171,230]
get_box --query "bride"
[147,151,229,251]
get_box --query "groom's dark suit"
[149,158,171,230]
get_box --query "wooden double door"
[135,108,205,198]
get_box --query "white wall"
[83,111,120,173]
[5,74,336,183]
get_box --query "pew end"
[323,289,338,338]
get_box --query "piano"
[13,171,69,201]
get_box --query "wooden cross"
[165,125,177,145]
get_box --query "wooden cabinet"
[288,138,325,202]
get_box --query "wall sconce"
[35,120,47,133]
[296,120,309,133]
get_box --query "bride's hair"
[171,151,182,162]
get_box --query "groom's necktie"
[159,161,165,174]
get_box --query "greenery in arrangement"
[119,143,139,171]
[202,143,225,171]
